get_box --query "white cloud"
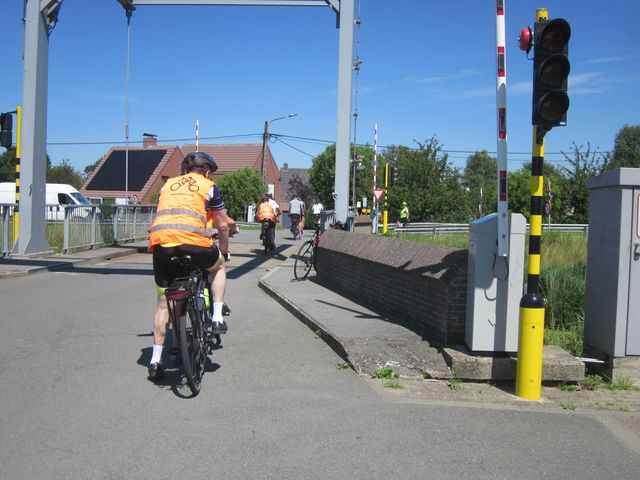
[584,54,639,65]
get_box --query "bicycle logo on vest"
[170,176,200,192]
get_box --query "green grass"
[605,376,639,392]
[370,367,398,379]
[447,376,464,391]
[561,402,577,410]
[580,374,603,391]
[336,362,350,370]
[384,379,404,390]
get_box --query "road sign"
[372,188,384,202]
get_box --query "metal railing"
[1,203,157,256]
[392,222,589,235]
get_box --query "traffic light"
[532,18,571,127]
[0,112,13,149]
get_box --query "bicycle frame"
[165,256,210,395]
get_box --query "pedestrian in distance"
[398,201,410,228]
[147,151,231,381]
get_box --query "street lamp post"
[260,113,298,184]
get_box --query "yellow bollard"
[516,296,545,400]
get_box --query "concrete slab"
[443,344,585,382]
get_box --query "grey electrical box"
[466,213,526,352]
[585,168,640,358]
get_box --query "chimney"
[143,133,157,147]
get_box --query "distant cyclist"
[147,152,230,381]
[288,195,306,238]
[311,199,324,229]
[256,195,277,251]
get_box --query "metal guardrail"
[2,204,589,257]
[1,203,157,256]
[392,222,589,235]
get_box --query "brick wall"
[315,229,468,346]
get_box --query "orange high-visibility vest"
[148,173,215,250]
[256,202,276,222]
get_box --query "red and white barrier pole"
[496,0,509,257]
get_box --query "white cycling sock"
[151,344,163,364]
[213,301,225,323]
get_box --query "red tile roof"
[181,144,264,174]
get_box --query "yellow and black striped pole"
[516,8,549,401]
[516,125,546,400]
[13,105,22,245]
[382,163,389,234]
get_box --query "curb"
[258,268,353,369]
[0,245,147,280]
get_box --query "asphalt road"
[1,229,639,479]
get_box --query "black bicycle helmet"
[182,151,218,173]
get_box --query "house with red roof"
[81,134,282,205]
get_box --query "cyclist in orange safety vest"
[256,195,277,251]
[146,151,230,382]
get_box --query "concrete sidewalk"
[258,249,585,383]
[0,242,149,279]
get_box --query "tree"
[308,143,376,211]
[557,142,604,224]
[286,172,314,207]
[604,124,640,170]
[0,149,17,182]
[216,167,264,220]
[309,144,337,209]
[83,158,102,180]
[383,137,468,223]
[508,161,564,222]
[47,159,84,188]
[462,150,498,218]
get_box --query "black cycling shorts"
[153,244,222,295]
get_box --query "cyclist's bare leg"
[208,259,228,334]
[153,295,170,346]
[149,295,169,378]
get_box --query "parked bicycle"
[165,254,223,396]
[294,224,322,280]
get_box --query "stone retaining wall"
[315,229,468,346]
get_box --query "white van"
[0,182,96,221]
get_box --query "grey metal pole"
[334,0,355,223]
[125,7,132,204]
[15,0,55,255]
[260,120,268,185]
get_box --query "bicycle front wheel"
[179,302,205,395]
[294,240,315,280]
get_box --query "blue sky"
[1,0,639,174]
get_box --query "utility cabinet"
[466,213,526,352]
[585,168,640,358]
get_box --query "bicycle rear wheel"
[294,240,315,280]
[179,302,205,395]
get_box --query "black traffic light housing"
[1,112,13,149]
[532,18,571,127]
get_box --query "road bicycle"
[260,219,276,255]
[294,224,321,280]
[289,214,301,240]
[165,255,222,396]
